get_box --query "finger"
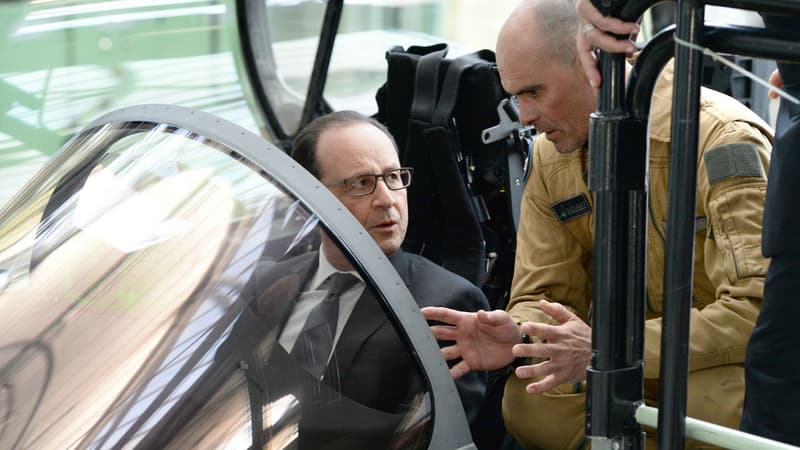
[512,360,561,393]
[421,306,460,324]
[450,360,472,380]
[525,374,560,394]
[594,16,640,35]
[515,358,550,379]
[577,0,640,36]
[577,31,601,89]
[588,29,638,55]
[429,324,458,340]
[538,299,577,325]
[520,321,555,342]
[576,0,610,28]
[513,341,550,360]
[512,342,535,358]
[440,343,463,361]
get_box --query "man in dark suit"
[221,110,489,448]
[740,13,800,445]
[285,110,489,421]
[222,249,462,449]
[148,111,489,449]
[238,246,488,419]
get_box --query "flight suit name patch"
[551,193,592,224]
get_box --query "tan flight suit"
[502,62,773,450]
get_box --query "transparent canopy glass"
[0,115,434,449]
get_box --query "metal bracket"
[481,98,533,144]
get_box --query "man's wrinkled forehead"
[497,28,551,94]
[316,124,399,176]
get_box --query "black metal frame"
[586,0,800,448]
[236,0,343,149]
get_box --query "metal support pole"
[586,0,656,444]
[587,48,646,450]
[657,0,705,448]
[587,1,800,449]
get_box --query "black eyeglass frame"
[323,167,414,197]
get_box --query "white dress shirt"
[278,252,365,355]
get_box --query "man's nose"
[371,177,397,207]
[517,97,540,126]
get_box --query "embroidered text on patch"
[550,193,592,224]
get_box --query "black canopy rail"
[586,1,800,449]
[299,0,344,132]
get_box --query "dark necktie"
[290,272,358,379]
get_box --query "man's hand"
[421,307,521,379]
[576,0,640,89]
[513,300,592,394]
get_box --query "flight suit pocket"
[707,184,769,281]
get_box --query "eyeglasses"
[324,167,413,197]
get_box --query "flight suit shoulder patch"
[703,143,764,185]
[550,193,592,224]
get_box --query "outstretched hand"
[421,307,521,379]
[513,300,592,394]
[576,0,640,89]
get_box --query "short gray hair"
[518,0,579,66]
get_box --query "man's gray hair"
[519,0,580,66]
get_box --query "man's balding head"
[498,0,579,68]
[496,0,596,153]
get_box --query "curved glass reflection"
[0,120,431,449]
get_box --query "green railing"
[635,406,800,450]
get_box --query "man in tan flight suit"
[422,0,773,448]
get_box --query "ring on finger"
[582,23,595,34]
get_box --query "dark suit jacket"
[741,45,800,443]
[386,250,490,421]
[240,249,488,419]
[142,249,488,449]
[246,249,490,448]
[741,19,800,443]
